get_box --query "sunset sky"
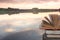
[0,0,60,9]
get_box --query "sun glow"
[0,1,60,9]
[5,28,14,32]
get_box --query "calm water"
[0,12,60,40]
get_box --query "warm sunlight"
[0,1,60,9]
[5,28,14,32]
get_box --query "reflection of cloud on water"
[0,14,43,39]
[2,29,42,40]
[4,28,14,32]
[0,12,59,39]
[0,18,42,32]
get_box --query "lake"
[0,12,60,40]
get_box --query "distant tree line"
[0,7,60,15]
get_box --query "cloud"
[0,0,59,3]
[0,0,15,3]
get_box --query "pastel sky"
[0,0,59,3]
[0,0,60,9]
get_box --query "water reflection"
[0,12,60,40]
[2,29,42,40]
[5,28,14,32]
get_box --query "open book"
[40,14,60,30]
